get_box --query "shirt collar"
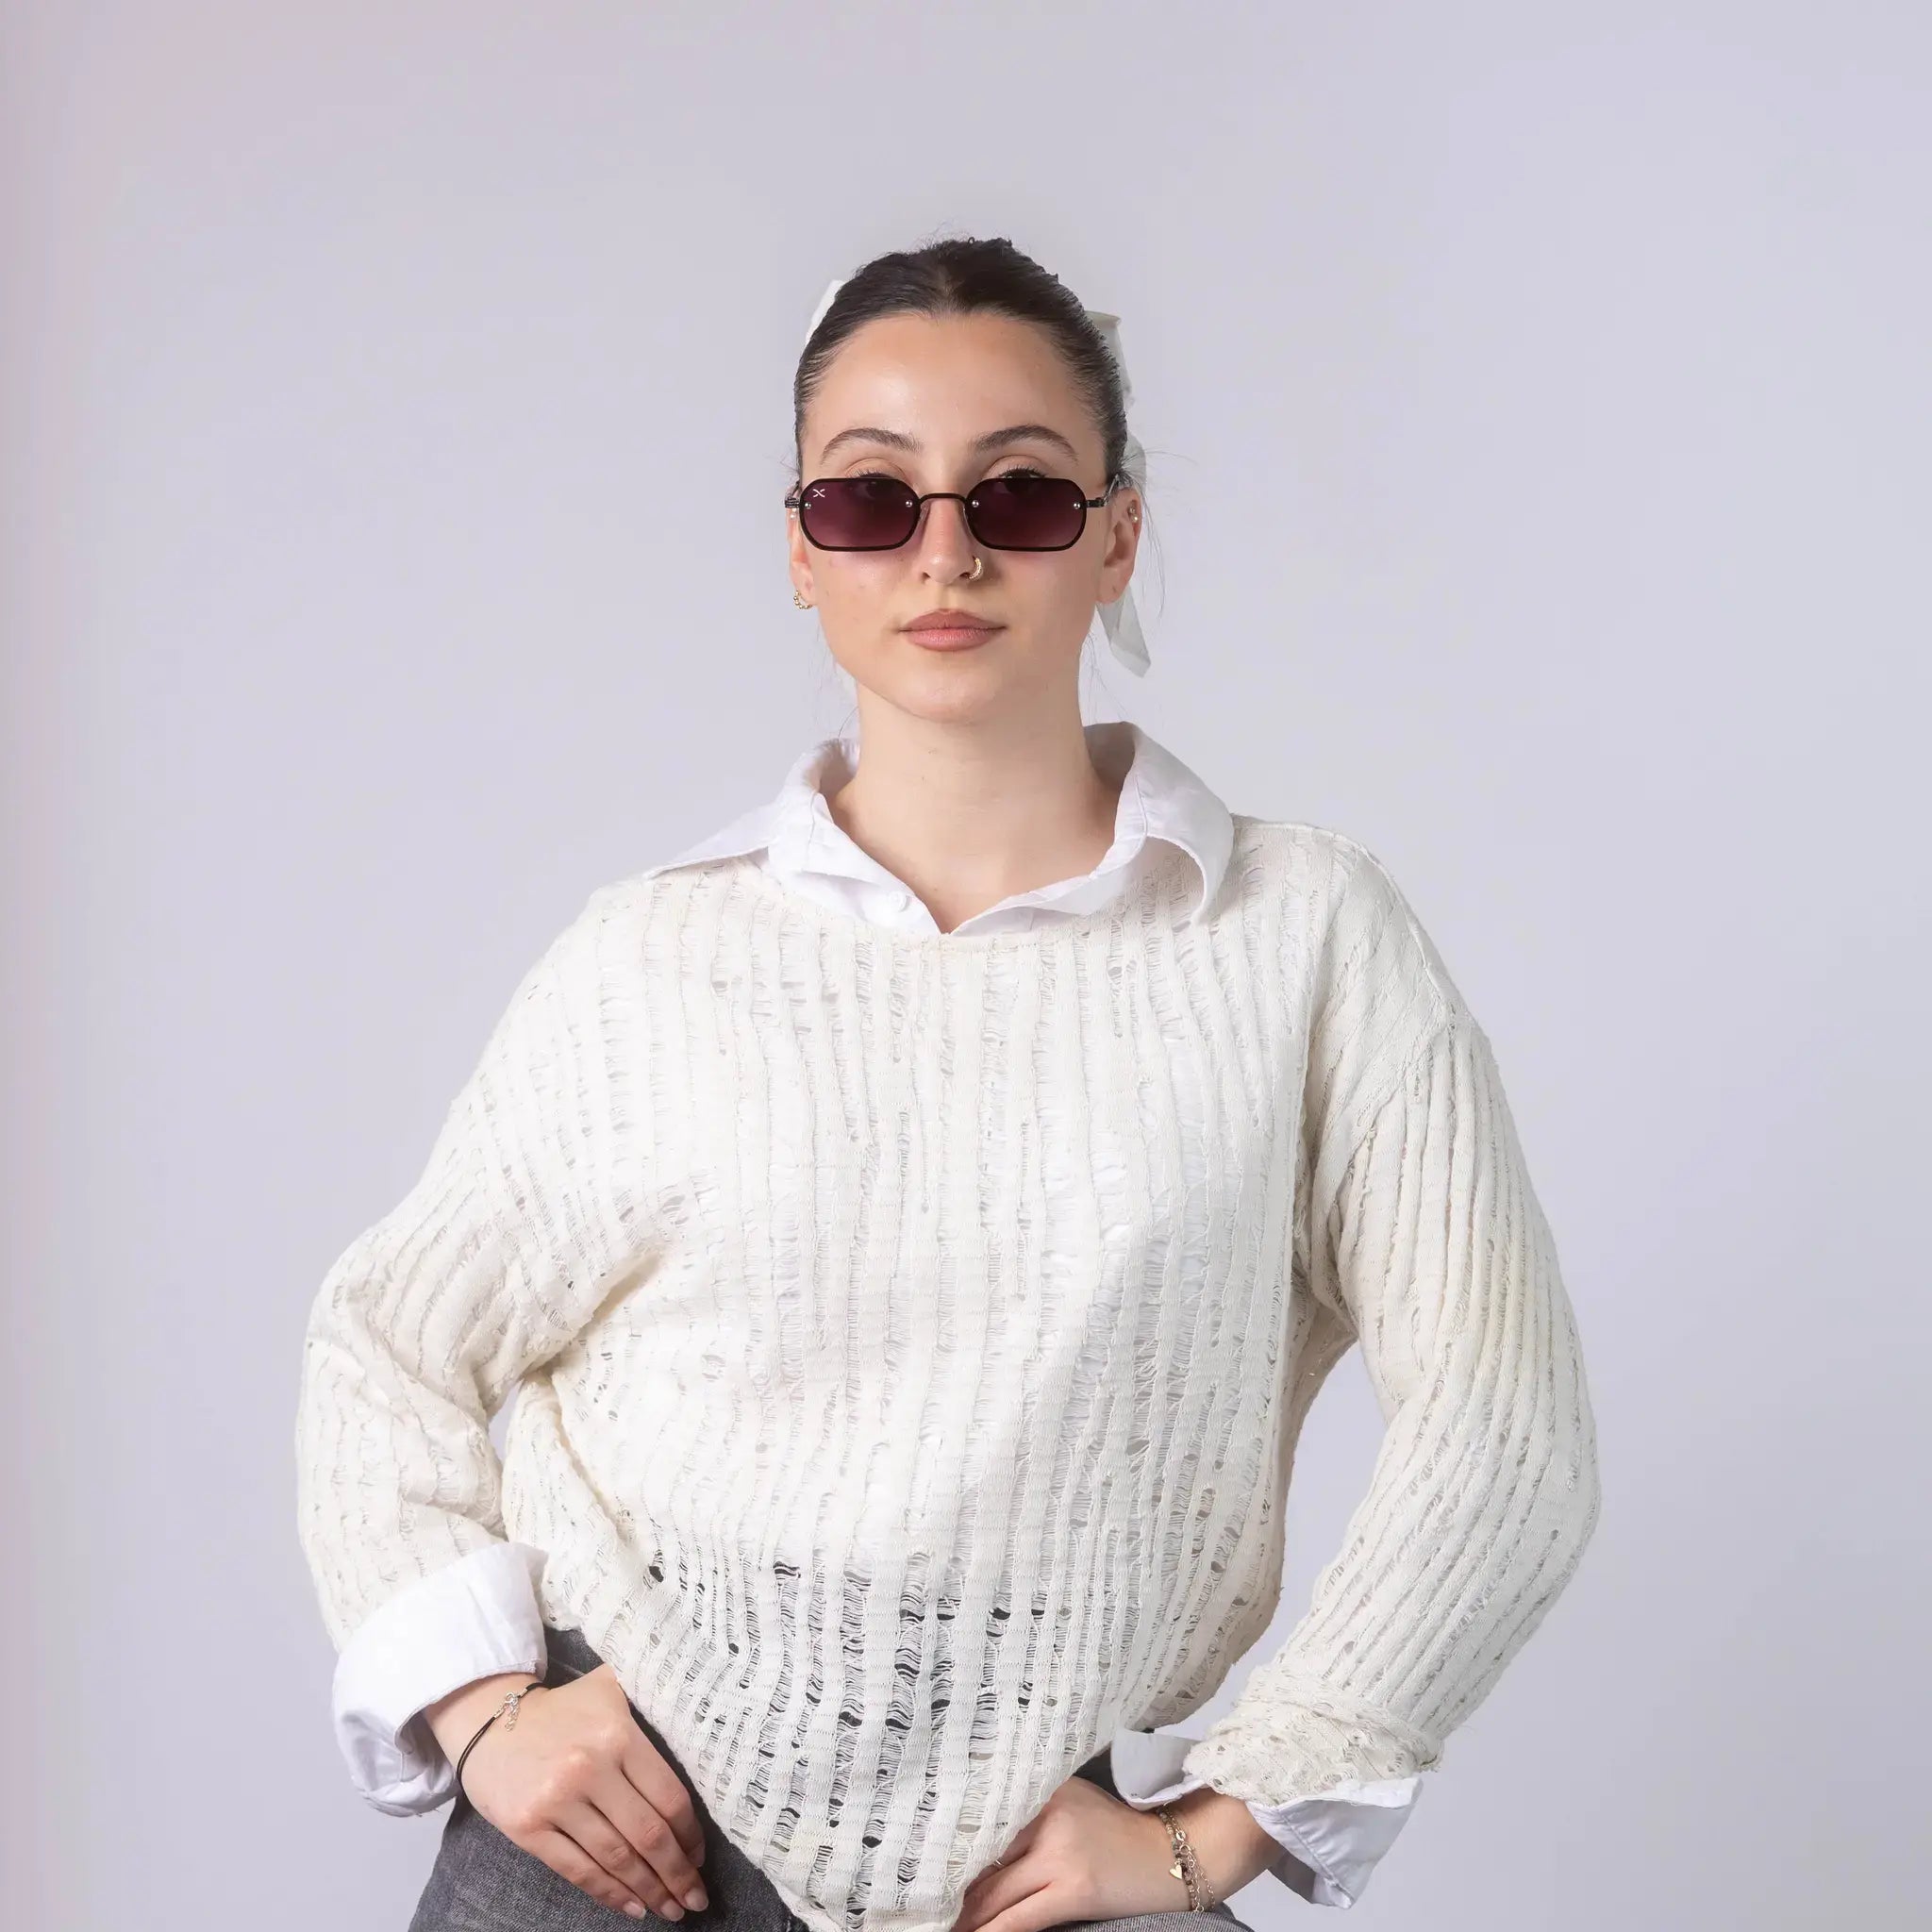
[643,719,1234,925]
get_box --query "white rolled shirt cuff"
[329,1541,550,1815]
[1108,1728,1422,1908]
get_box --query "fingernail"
[686,1886,708,1910]
[625,1908,645,1921]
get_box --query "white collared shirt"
[325,718,1419,1909]
[655,718,1231,937]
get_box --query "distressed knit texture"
[295,817,1601,1932]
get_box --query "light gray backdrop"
[4,4,1925,1928]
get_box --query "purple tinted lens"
[966,475,1087,549]
[800,477,918,548]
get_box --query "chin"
[882,669,1017,726]
[824,625,1080,721]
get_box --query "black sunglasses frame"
[784,472,1125,553]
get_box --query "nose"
[913,493,979,579]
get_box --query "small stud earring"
[793,589,810,608]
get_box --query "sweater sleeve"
[294,886,641,1667]
[1177,842,1602,1825]
[1109,1730,1417,1907]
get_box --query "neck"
[824,705,1126,934]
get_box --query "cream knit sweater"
[295,818,1600,1932]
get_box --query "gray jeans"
[408,1624,1254,1932]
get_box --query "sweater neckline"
[725,837,1199,952]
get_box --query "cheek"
[816,552,909,603]
[1010,551,1105,626]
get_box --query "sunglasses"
[784,469,1121,553]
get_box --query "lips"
[903,610,998,633]
[902,609,1004,652]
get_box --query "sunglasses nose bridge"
[908,489,979,552]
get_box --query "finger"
[594,1769,710,1916]
[957,1853,1041,1932]
[559,1793,699,1921]
[620,1724,711,1874]
[969,1874,1061,1932]
[966,1824,1035,1897]
[524,1821,656,1921]
[993,1818,1041,1866]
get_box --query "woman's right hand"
[425,1665,711,1922]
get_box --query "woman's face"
[789,309,1141,724]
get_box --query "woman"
[295,236,1602,1932]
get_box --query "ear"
[1098,488,1142,603]
[786,505,815,604]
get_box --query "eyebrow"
[816,422,1081,465]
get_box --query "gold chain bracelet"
[1152,1803,1218,1912]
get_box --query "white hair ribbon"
[805,276,1151,676]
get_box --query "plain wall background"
[4,4,1925,1927]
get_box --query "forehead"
[803,309,1098,466]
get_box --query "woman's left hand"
[948,1775,1211,1932]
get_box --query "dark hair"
[791,235,1137,498]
